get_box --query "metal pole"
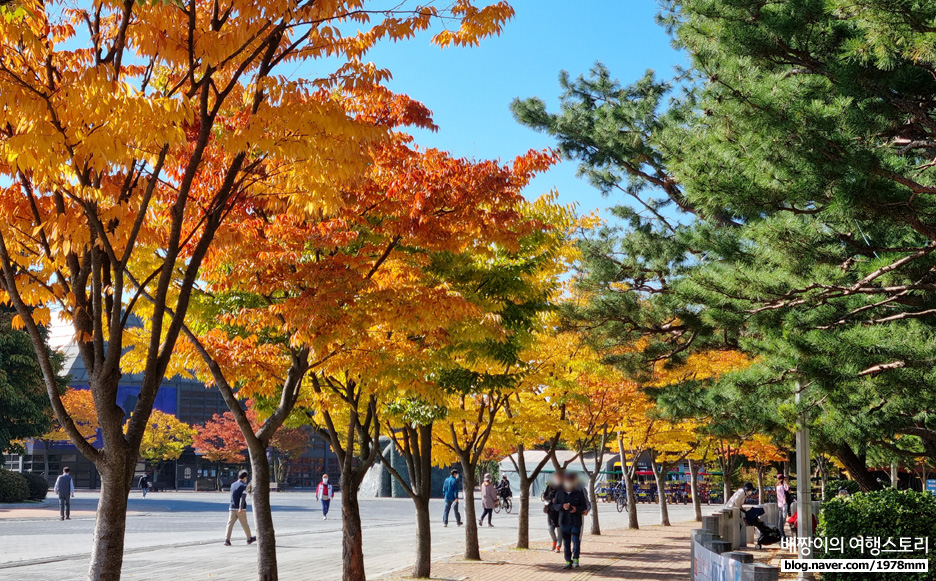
[795,381,813,580]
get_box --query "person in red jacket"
[787,509,818,537]
[316,474,334,521]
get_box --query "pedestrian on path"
[479,473,496,527]
[224,470,256,546]
[317,473,333,520]
[442,469,462,527]
[775,474,790,540]
[53,467,74,521]
[541,471,563,553]
[553,471,588,569]
[139,474,150,498]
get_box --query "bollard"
[726,551,754,564]
[709,540,733,555]
[745,563,780,581]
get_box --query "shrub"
[22,472,48,500]
[823,478,860,500]
[0,469,30,503]
[819,488,936,580]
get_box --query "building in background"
[3,316,339,489]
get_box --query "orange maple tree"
[193,411,249,490]
[154,130,555,579]
[0,1,520,578]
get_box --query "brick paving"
[380,520,697,581]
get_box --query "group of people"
[542,470,591,569]
[442,468,591,569]
[725,473,819,541]
[441,470,514,528]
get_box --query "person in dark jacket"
[139,474,150,498]
[552,471,588,569]
[224,470,256,546]
[541,471,563,553]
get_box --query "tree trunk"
[517,473,531,548]
[249,443,278,581]
[461,465,481,560]
[587,471,600,535]
[756,464,765,504]
[819,457,828,501]
[651,457,670,527]
[340,467,366,581]
[689,458,702,522]
[87,460,133,580]
[719,455,732,502]
[891,461,898,488]
[413,494,432,578]
[617,437,638,529]
[834,444,880,492]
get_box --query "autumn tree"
[39,388,98,478]
[500,330,572,550]
[741,435,786,504]
[0,2,520,579]
[147,138,552,581]
[378,398,448,578]
[433,195,567,561]
[129,410,195,489]
[563,357,625,536]
[270,426,311,489]
[193,412,248,491]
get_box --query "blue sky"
[359,0,687,217]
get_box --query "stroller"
[741,508,782,549]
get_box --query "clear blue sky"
[359,0,687,217]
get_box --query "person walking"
[224,470,256,546]
[775,474,790,539]
[553,471,588,569]
[53,467,74,521]
[541,471,563,553]
[316,473,333,520]
[478,473,497,527]
[139,473,150,498]
[442,469,462,527]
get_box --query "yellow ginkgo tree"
[127,410,196,490]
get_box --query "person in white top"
[725,482,763,525]
[316,474,334,520]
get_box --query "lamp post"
[795,381,813,580]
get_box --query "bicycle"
[615,488,627,513]
[494,495,512,514]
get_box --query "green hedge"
[824,479,861,500]
[0,469,30,503]
[819,488,936,580]
[22,472,48,500]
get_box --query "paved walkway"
[381,520,697,581]
[1,493,707,580]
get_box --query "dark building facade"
[4,319,339,489]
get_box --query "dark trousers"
[479,507,493,525]
[562,525,581,562]
[321,498,331,517]
[443,500,461,525]
[59,495,70,518]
